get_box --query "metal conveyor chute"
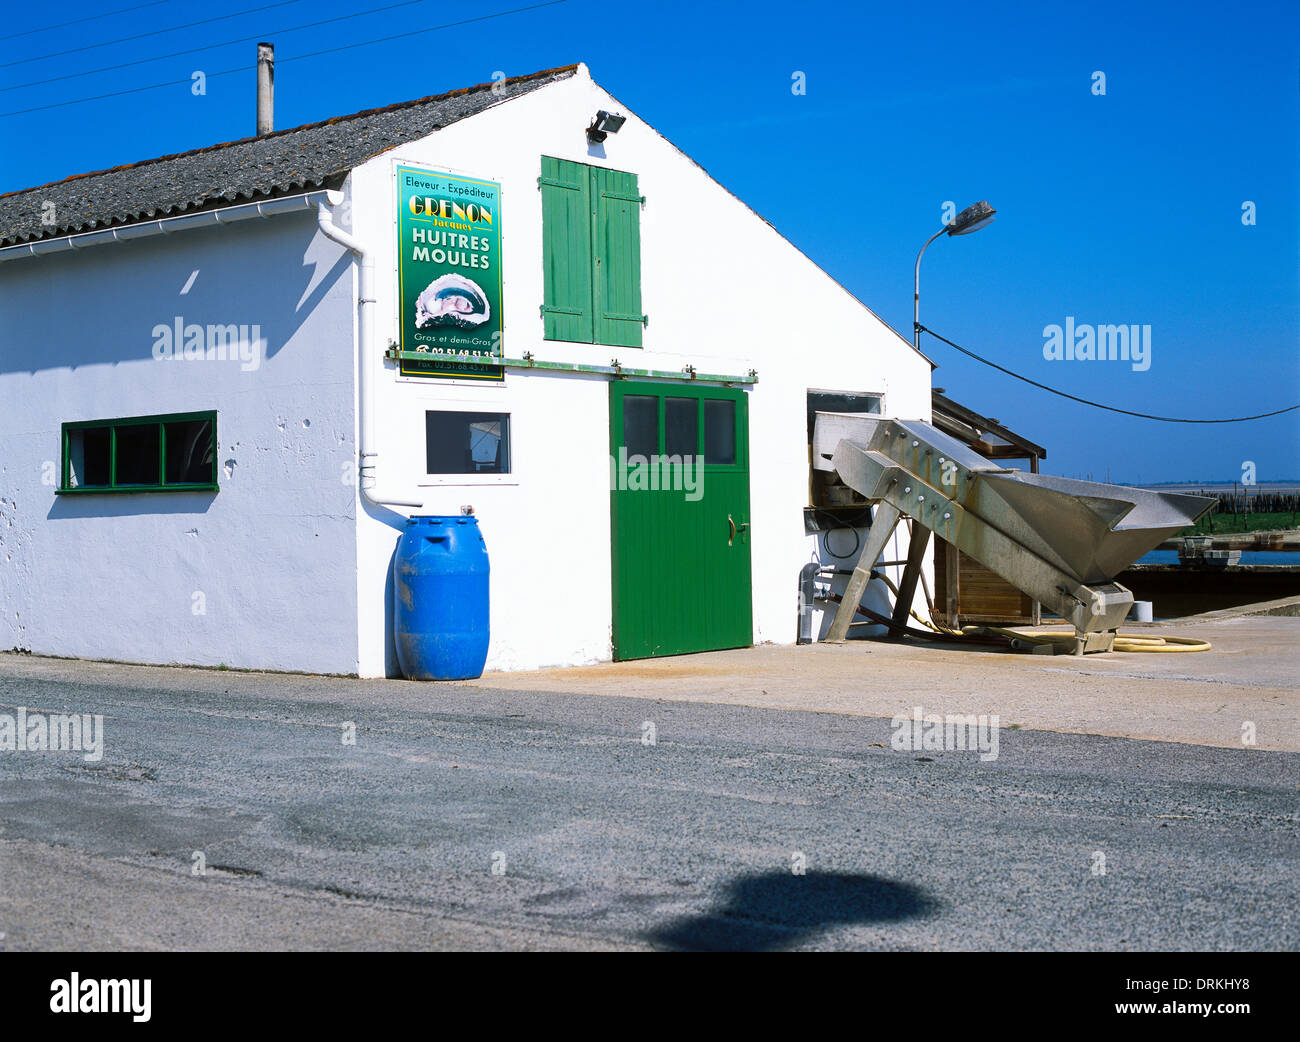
[812,414,1215,653]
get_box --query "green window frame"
[58,410,219,495]
[539,156,647,348]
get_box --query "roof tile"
[0,64,577,246]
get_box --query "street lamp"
[913,200,996,349]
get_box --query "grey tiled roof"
[0,65,577,247]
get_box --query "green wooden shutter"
[593,167,645,348]
[539,156,594,343]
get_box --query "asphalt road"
[0,662,1295,950]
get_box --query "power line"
[0,2,567,119]
[0,0,303,70]
[0,2,170,42]
[1,0,438,94]
[917,324,1300,424]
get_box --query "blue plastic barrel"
[393,516,490,680]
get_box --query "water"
[1136,550,1299,567]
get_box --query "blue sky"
[2,0,1296,483]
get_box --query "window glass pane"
[426,411,510,474]
[114,423,161,485]
[622,396,658,458]
[165,419,215,485]
[703,399,736,464]
[807,391,882,440]
[664,398,698,459]
[68,428,110,488]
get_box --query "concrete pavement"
[0,648,1295,950]
[466,616,1300,751]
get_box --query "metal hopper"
[812,414,1215,653]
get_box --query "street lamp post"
[913,200,996,350]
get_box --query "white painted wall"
[0,213,360,673]
[347,64,932,676]
[0,65,931,677]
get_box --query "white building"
[0,63,932,677]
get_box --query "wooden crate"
[934,536,1035,626]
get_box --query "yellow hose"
[986,628,1212,653]
[866,566,1210,652]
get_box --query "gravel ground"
[0,656,1295,950]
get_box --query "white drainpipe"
[316,195,423,509]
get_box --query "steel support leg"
[825,503,901,643]
[889,522,932,637]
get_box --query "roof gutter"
[316,195,423,510]
[0,189,335,263]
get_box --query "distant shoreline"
[1124,481,1300,493]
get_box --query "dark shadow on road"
[646,870,937,951]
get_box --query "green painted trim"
[385,348,757,385]
[158,421,167,488]
[539,156,595,344]
[540,156,646,348]
[58,409,219,494]
[55,485,220,496]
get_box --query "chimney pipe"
[256,42,274,136]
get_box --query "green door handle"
[728,515,750,546]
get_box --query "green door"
[610,382,753,660]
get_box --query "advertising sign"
[396,165,503,380]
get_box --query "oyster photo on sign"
[414,274,491,330]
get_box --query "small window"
[113,423,160,486]
[67,427,110,488]
[703,398,736,465]
[807,390,882,514]
[807,390,882,440]
[426,411,510,474]
[165,419,217,485]
[622,396,658,458]
[664,398,698,458]
[60,412,217,494]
